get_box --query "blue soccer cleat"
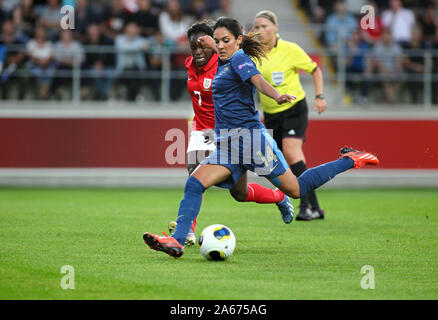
[276,193,294,224]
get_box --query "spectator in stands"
[204,0,221,12]
[420,5,438,49]
[52,29,85,99]
[211,0,231,20]
[366,28,403,103]
[159,0,193,43]
[146,31,175,101]
[345,30,371,103]
[177,0,191,13]
[1,0,19,14]
[373,0,389,10]
[73,0,102,43]
[151,0,167,10]
[345,0,368,13]
[12,0,37,40]
[82,23,115,101]
[0,5,6,29]
[26,26,55,100]
[324,0,358,71]
[310,4,327,44]
[115,21,149,102]
[37,0,62,41]
[359,1,384,45]
[0,19,27,100]
[101,0,129,39]
[324,0,358,49]
[435,0,438,18]
[124,0,163,101]
[403,27,426,104]
[190,0,209,20]
[298,0,317,18]
[127,0,160,38]
[382,0,415,48]
[159,0,193,101]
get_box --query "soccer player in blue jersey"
[143,17,379,258]
[169,21,299,246]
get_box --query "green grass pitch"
[0,187,437,300]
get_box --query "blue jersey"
[212,49,264,134]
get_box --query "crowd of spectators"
[299,0,438,104]
[2,0,437,105]
[0,0,231,101]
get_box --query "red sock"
[190,218,197,233]
[245,183,284,203]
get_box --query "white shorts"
[187,131,217,153]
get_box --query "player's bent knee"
[291,190,301,199]
[282,187,300,199]
[229,189,247,202]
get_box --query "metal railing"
[1,40,438,108]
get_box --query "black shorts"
[263,98,309,150]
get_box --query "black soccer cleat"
[296,207,314,221]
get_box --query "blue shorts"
[201,127,288,189]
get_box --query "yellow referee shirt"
[255,39,317,114]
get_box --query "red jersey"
[360,17,384,42]
[185,53,218,131]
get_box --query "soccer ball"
[198,224,236,261]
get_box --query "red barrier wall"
[304,119,438,169]
[1,118,437,169]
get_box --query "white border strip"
[1,102,438,119]
[0,169,437,188]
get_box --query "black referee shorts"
[263,98,309,151]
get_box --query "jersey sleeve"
[290,43,317,74]
[231,53,260,82]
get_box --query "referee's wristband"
[315,94,325,100]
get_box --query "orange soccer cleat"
[339,147,379,168]
[143,232,184,258]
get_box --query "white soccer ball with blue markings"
[198,224,236,261]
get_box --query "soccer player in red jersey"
[167,22,296,246]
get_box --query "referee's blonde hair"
[255,10,278,26]
[255,10,280,40]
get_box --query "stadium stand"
[0,0,436,106]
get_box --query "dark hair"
[213,17,267,65]
[187,20,214,39]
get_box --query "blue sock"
[298,158,354,197]
[172,176,205,246]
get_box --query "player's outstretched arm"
[197,35,218,54]
[250,74,296,105]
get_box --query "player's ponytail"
[213,17,267,65]
[240,30,267,65]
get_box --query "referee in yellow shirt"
[254,10,327,221]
